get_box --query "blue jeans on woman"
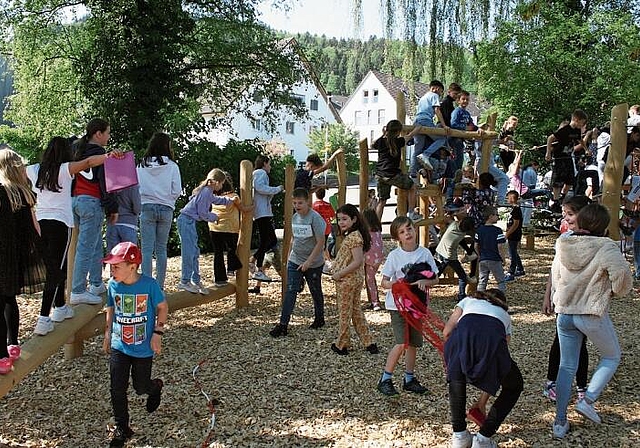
[140,204,174,290]
[555,313,621,424]
[72,195,104,294]
[279,261,324,326]
[177,213,201,285]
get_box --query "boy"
[439,82,462,127]
[102,242,168,447]
[378,216,439,396]
[450,90,482,171]
[270,188,327,337]
[504,191,525,282]
[295,150,343,193]
[545,109,588,203]
[312,188,336,273]
[474,206,507,292]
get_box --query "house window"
[378,109,385,124]
[251,118,262,131]
[310,99,319,111]
[290,94,305,105]
[373,89,379,103]
[370,130,375,145]
[286,121,295,134]
[367,110,373,125]
[355,111,363,126]
[363,90,369,104]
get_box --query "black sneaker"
[146,379,163,413]
[403,378,429,394]
[110,425,134,447]
[309,319,325,329]
[514,270,526,277]
[331,343,348,355]
[248,287,261,294]
[269,324,287,338]
[377,378,399,396]
[365,343,379,354]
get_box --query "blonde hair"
[192,168,226,196]
[0,147,35,212]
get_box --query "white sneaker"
[177,281,199,294]
[192,282,209,295]
[70,291,103,305]
[51,304,74,322]
[471,434,497,448]
[552,419,570,439]
[34,316,54,336]
[253,271,272,282]
[88,282,107,295]
[417,153,434,171]
[575,398,601,424]
[322,262,333,275]
[452,430,473,448]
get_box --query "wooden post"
[479,113,497,175]
[335,150,347,207]
[63,226,86,359]
[236,159,254,307]
[281,165,294,297]
[602,103,628,241]
[396,92,408,217]
[359,138,369,212]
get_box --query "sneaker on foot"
[575,398,601,424]
[403,377,429,394]
[322,263,333,275]
[192,282,209,295]
[417,153,434,171]
[471,434,497,447]
[248,286,261,294]
[34,316,54,336]
[365,343,379,354]
[51,304,74,322]
[70,290,103,305]
[269,324,287,338]
[377,378,399,396]
[451,430,473,448]
[408,211,423,222]
[309,319,325,329]
[110,425,134,447]
[543,381,557,402]
[226,270,236,277]
[331,343,348,356]
[514,270,526,277]
[146,379,163,413]
[88,282,106,295]
[214,281,228,287]
[576,387,586,402]
[372,304,382,311]
[253,271,272,282]
[177,281,199,294]
[504,273,516,282]
[0,357,13,375]
[7,345,21,361]
[552,419,570,439]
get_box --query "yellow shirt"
[208,192,240,233]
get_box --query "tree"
[307,123,359,172]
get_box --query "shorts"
[390,310,423,347]
[551,158,575,187]
[376,173,414,201]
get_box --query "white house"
[201,38,341,163]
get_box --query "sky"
[257,0,386,40]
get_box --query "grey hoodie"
[136,156,182,209]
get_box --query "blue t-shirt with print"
[107,274,165,358]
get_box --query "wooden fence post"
[602,103,628,241]
[359,139,369,212]
[235,159,254,307]
[281,165,295,297]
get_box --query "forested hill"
[286,32,477,97]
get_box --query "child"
[330,204,378,355]
[27,137,108,336]
[367,188,379,211]
[498,116,519,172]
[362,209,384,311]
[373,119,420,221]
[208,173,242,286]
[377,216,439,396]
[435,214,477,302]
[0,146,45,373]
[475,206,507,292]
[444,289,523,448]
[312,187,335,273]
[503,191,524,282]
[102,242,168,447]
[177,168,244,295]
[136,132,182,291]
[269,188,327,337]
[106,184,141,254]
[463,172,496,229]
[295,150,342,193]
[551,204,632,439]
[450,90,483,171]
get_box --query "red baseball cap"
[103,242,142,264]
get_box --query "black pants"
[39,220,72,316]
[110,349,159,427]
[209,231,242,283]
[449,362,523,437]
[254,217,277,268]
[547,330,588,389]
[0,294,19,358]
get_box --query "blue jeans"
[633,226,640,279]
[106,224,138,254]
[72,196,104,293]
[410,120,447,177]
[177,214,200,284]
[555,313,621,423]
[488,165,509,203]
[280,261,324,326]
[140,204,174,290]
[507,240,523,274]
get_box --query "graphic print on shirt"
[292,223,313,239]
[114,293,149,345]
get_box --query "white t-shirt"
[381,245,438,310]
[455,296,512,335]
[26,162,75,227]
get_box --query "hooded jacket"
[551,234,632,316]
[136,156,182,209]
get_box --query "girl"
[444,289,523,448]
[330,204,378,355]
[362,208,383,311]
[26,137,108,336]
[208,173,242,286]
[377,216,439,396]
[0,146,45,373]
[463,172,496,229]
[177,169,244,295]
[551,204,632,439]
[137,132,182,292]
[373,120,420,221]
[70,118,118,305]
[498,115,519,171]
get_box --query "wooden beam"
[335,150,347,207]
[359,138,369,212]
[396,92,408,217]
[602,103,628,241]
[403,124,498,141]
[235,159,254,308]
[478,113,498,174]
[281,165,294,297]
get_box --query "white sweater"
[136,156,182,209]
[252,169,282,219]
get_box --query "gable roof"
[370,70,430,103]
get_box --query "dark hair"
[292,187,309,200]
[572,109,588,121]
[577,203,609,236]
[315,187,326,199]
[562,195,591,213]
[140,132,174,167]
[362,208,382,232]
[336,204,371,252]
[472,288,508,311]
[478,172,496,188]
[390,215,413,241]
[448,82,462,92]
[482,205,498,220]
[383,119,403,157]
[254,155,270,170]
[507,190,520,200]
[306,153,322,167]
[459,89,470,97]
[429,80,444,89]
[74,118,109,160]
[459,216,475,233]
[36,136,73,192]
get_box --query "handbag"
[104,151,138,193]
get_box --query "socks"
[405,371,415,383]
[381,371,393,382]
